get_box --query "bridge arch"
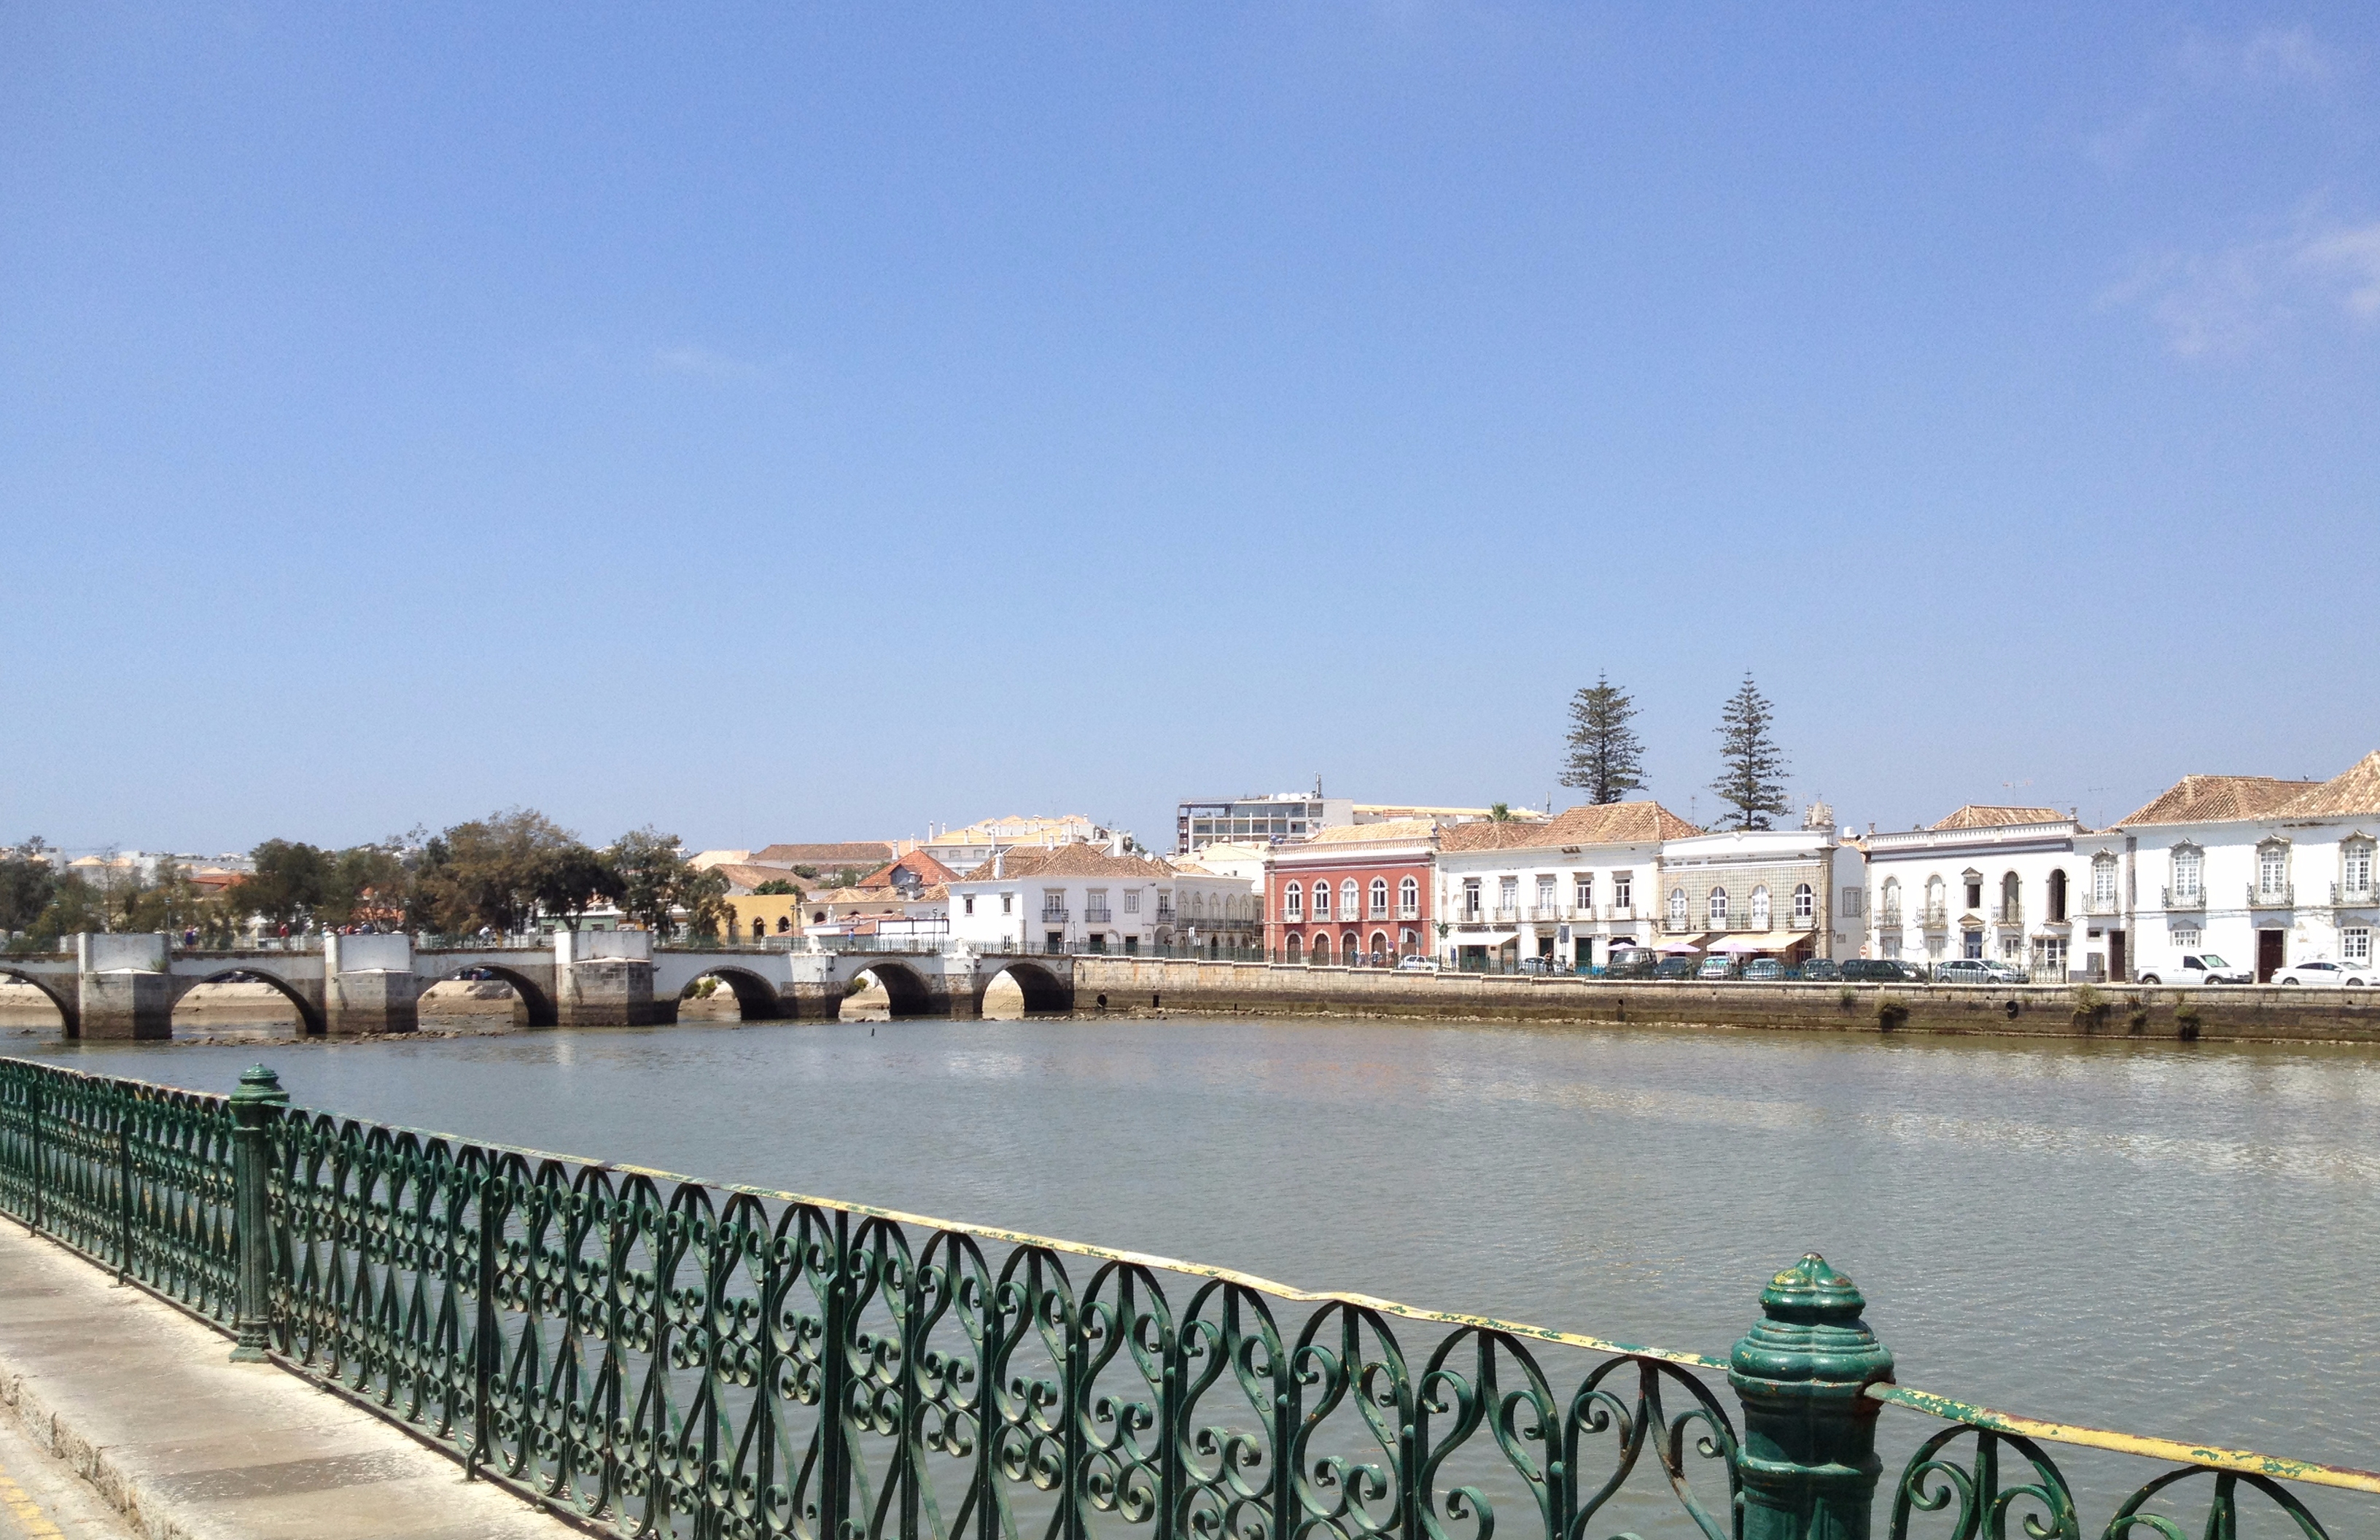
[0,968,74,1035]
[419,964,558,1027]
[973,960,1073,1017]
[680,966,785,1022]
[846,962,938,1019]
[181,969,327,1036]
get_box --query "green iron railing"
[0,1055,2370,1540]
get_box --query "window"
[1963,874,1983,909]
[1341,879,1360,920]
[2047,869,2067,923]
[2173,925,2201,950]
[1574,874,1592,909]
[1042,890,1066,919]
[1840,886,1862,917]
[2259,843,2289,895]
[1462,878,1481,918]
[1794,883,1816,921]
[1312,882,1331,920]
[2171,847,2202,901]
[963,895,976,916]
[1668,887,1687,924]
[1881,933,1902,959]
[2348,842,2376,895]
[1285,882,1303,920]
[1749,885,1771,929]
[2092,855,2118,906]
[1000,894,1013,914]
[1370,878,1389,918]
[1497,876,1519,914]
[1881,878,1900,916]
[1964,928,1984,960]
[1614,874,1633,909]
[1708,887,1730,925]
[2346,928,2371,964]
[1399,876,1418,916]
[1536,875,1556,912]
[1124,889,1140,914]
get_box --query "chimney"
[992,847,1004,878]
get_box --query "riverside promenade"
[0,1227,576,1539]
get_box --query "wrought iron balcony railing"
[1919,903,1950,928]
[1994,903,2022,927]
[0,1055,2365,1540]
[1081,908,1112,924]
[2249,882,2294,909]
[1397,904,1421,920]
[1878,905,1904,928]
[1038,906,1069,922]
[2162,885,2204,910]
[2335,882,2378,908]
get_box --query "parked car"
[1395,955,1441,973]
[1934,958,2025,985]
[1695,954,1740,981]
[2273,959,2380,987]
[1516,956,1555,976]
[1797,958,1842,983]
[1603,946,1662,979]
[1839,959,1906,982]
[2136,954,2251,986]
[1741,957,1786,981]
[1654,954,1699,980]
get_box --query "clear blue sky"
[6,4,2376,855]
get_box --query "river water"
[10,1014,2376,1532]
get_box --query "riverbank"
[1071,957,2380,1043]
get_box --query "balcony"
[2161,886,2204,911]
[1878,905,1903,928]
[1919,904,1949,930]
[1606,903,1636,922]
[1083,908,1112,924]
[1368,908,1390,922]
[1155,906,1175,922]
[1662,914,1695,933]
[2084,894,2121,917]
[2332,883,2376,909]
[1528,904,1570,922]
[1994,903,2022,927]
[2248,882,2294,909]
[1039,907,1070,923]
[1397,905,1421,921]
[1493,905,1521,922]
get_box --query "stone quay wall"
[1071,957,2380,1043]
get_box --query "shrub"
[2069,984,2110,1033]
[1876,997,1908,1032]
[1839,986,1859,1009]
[2174,1004,2203,1042]
[2126,1005,2150,1035]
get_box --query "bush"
[1839,986,1859,1008]
[2126,1004,2150,1035]
[2174,1004,2203,1042]
[1876,997,1908,1032]
[2070,984,2110,1032]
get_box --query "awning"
[1657,936,1711,954]
[1711,932,1813,954]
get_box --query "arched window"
[2047,868,2068,922]
[1399,928,1417,955]
[1284,882,1302,920]
[1312,881,1331,919]
[1925,876,1945,917]
[1792,883,1815,922]
[1708,887,1730,925]
[1669,887,1688,925]
[2091,855,2118,907]
[1312,933,1331,963]
[1369,878,1388,918]
[1369,930,1389,962]
[2257,840,2290,898]
[1344,930,1360,965]
[2000,873,2021,919]
[1749,885,1771,929]
[2346,839,2376,897]
[1285,933,1302,962]
[1341,879,1359,920]
[1399,876,1419,917]
[752,917,766,939]
[1881,877,1901,917]
[777,916,792,933]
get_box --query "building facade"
[944,845,1257,955]
[1263,820,1441,965]
[1862,806,2115,979]
[1656,823,1856,965]
[1432,801,1700,970]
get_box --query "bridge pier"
[556,930,670,1025]
[323,934,418,1035]
[74,935,174,1040]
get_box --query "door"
[2109,930,2126,983]
[2257,929,2284,983]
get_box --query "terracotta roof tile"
[713,864,808,892]
[1929,805,2067,831]
[2274,749,2380,819]
[752,842,899,867]
[855,850,961,888]
[948,843,1176,882]
[1298,819,1444,847]
[1437,801,1700,851]
[2115,775,2320,828]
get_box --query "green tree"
[0,839,58,937]
[752,879,800,895]
[610,828,699,938]
[534,842,622,932]
[1560,674,1646,804]
[320,844,413,928]
[1710,673,1791,831]
[26,875,106,948]
[412,809,580,936]
[241,840,333,930]
[1488,802,1515,822]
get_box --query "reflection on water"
[14,1015,2379,1527]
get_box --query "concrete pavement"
[0,1225,586,1540]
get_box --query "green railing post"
[115,1105,134,1284]
[27,1076,44,1235]
[228,1064,287,1363]
[1730,1253,1895,1540]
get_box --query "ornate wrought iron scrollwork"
[1889,1424,2078,1540]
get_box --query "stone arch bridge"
[1,932,1074,1039]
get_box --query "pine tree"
[1710,674,1791,830]
[1559,674,1646,804]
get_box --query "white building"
[2113,754,2380,981]
[921,816,1132,875]
[1657,814,1861,965]
[944,844,1259,955]
[1433,801,1700,970]
[1862,806,2116,979]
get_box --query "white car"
[2136,954,2251,986]
[1396,955,1442,973]
[2273,960,2380,987]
